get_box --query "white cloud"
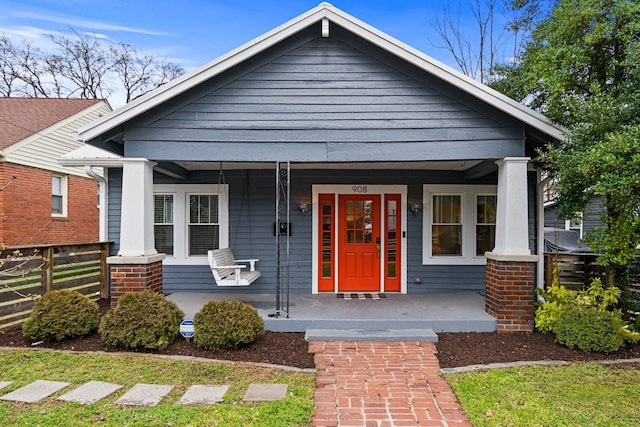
[14,10,169,37]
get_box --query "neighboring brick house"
[0,98,111,246]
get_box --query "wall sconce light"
[299,203,309,213]
[410,203,421,213]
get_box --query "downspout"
[537,170,552,294]
[84,166,107,242]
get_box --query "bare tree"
[111,42,184,103]
[49,29,113,100]
[430,0,554,82]
[0,28,185,103]
[431,0,505,83]
[504,0,553,62]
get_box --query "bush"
[194,299,264,351]
[23,290,99,342]
[554,306,625,353]
[536,278,640,352]
[99,291,184,350]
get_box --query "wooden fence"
[544,253,640,289]
[0,242,110,330]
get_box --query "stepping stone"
[58,381,123,404]
[178,385,229,405]
[243,383,288,402]
[0,382,11,391]
[0,380,70,403]
[115,384,174,407]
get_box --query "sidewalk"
[309,341,472,426]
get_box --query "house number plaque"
[352,185,368,193]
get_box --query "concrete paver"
[0,380,70,403]
[0,382,12,391]
[115,384,174,407]
[243,383,288,401]
[58,381,123,404]
[179,385,229,405]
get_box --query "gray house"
[70,3,564,332]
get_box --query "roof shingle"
[0,98,102,150]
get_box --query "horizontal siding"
[8,103,110,177]
[106,168,501,294]
[125,37,523,158]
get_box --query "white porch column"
[118,159,157,257]
[491,157,532,256]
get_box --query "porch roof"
[75,3,565,147]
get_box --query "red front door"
[338,195,381,291]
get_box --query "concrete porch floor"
[166,292,497,336]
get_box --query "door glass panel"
[320,197,334,279]
[345,198,374,244]
[386,200,398,277]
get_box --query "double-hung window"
[423,185,497,265]
[154,194,174,255]
[188,194,219,256]
[153,184,228,265]
[51,174,67,216]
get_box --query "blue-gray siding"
[123,35,525,163]
[107,168,520,294]
[544,197,605,237]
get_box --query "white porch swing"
[208,166,261,286]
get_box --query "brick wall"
[0,163,99,245]
[485,258,536,333]
[109,261,164,307]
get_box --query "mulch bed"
[3,299,640,370]
[436,332,640,368]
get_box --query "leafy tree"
[493,0,640,280]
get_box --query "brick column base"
[107,254,166,307]
[485,253,538,333]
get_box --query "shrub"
[554,306,625,353]
[194,299,264,351]
[536,277,640,352]
[23,290,99,342]
[99,291,184,350]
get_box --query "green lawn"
[0,350,314,427]
[446,363,640,427]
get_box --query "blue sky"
[0,1,515,105]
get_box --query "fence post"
[42,247,54,295]
[100,242,109,299]
[544,254,552,287]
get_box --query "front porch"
[166,291,496,337]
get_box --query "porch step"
[304,328,438,342]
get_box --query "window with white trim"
[51,174,67,216]
[423,185,497,265]
[154,194,174,255]
[153,184,229,265]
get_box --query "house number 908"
[352,185,368,193]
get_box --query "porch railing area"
[0,242,110,330]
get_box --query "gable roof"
[0,98,102,150]
[76,2,565,143]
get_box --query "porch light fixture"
[410,203,421,213]
[299,203,309,213]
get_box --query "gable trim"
[76,3,565,144]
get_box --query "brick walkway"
[309,341,472,427]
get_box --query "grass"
[446,363,640,427]
[0,350,314,426]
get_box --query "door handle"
[376,245,380,259]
